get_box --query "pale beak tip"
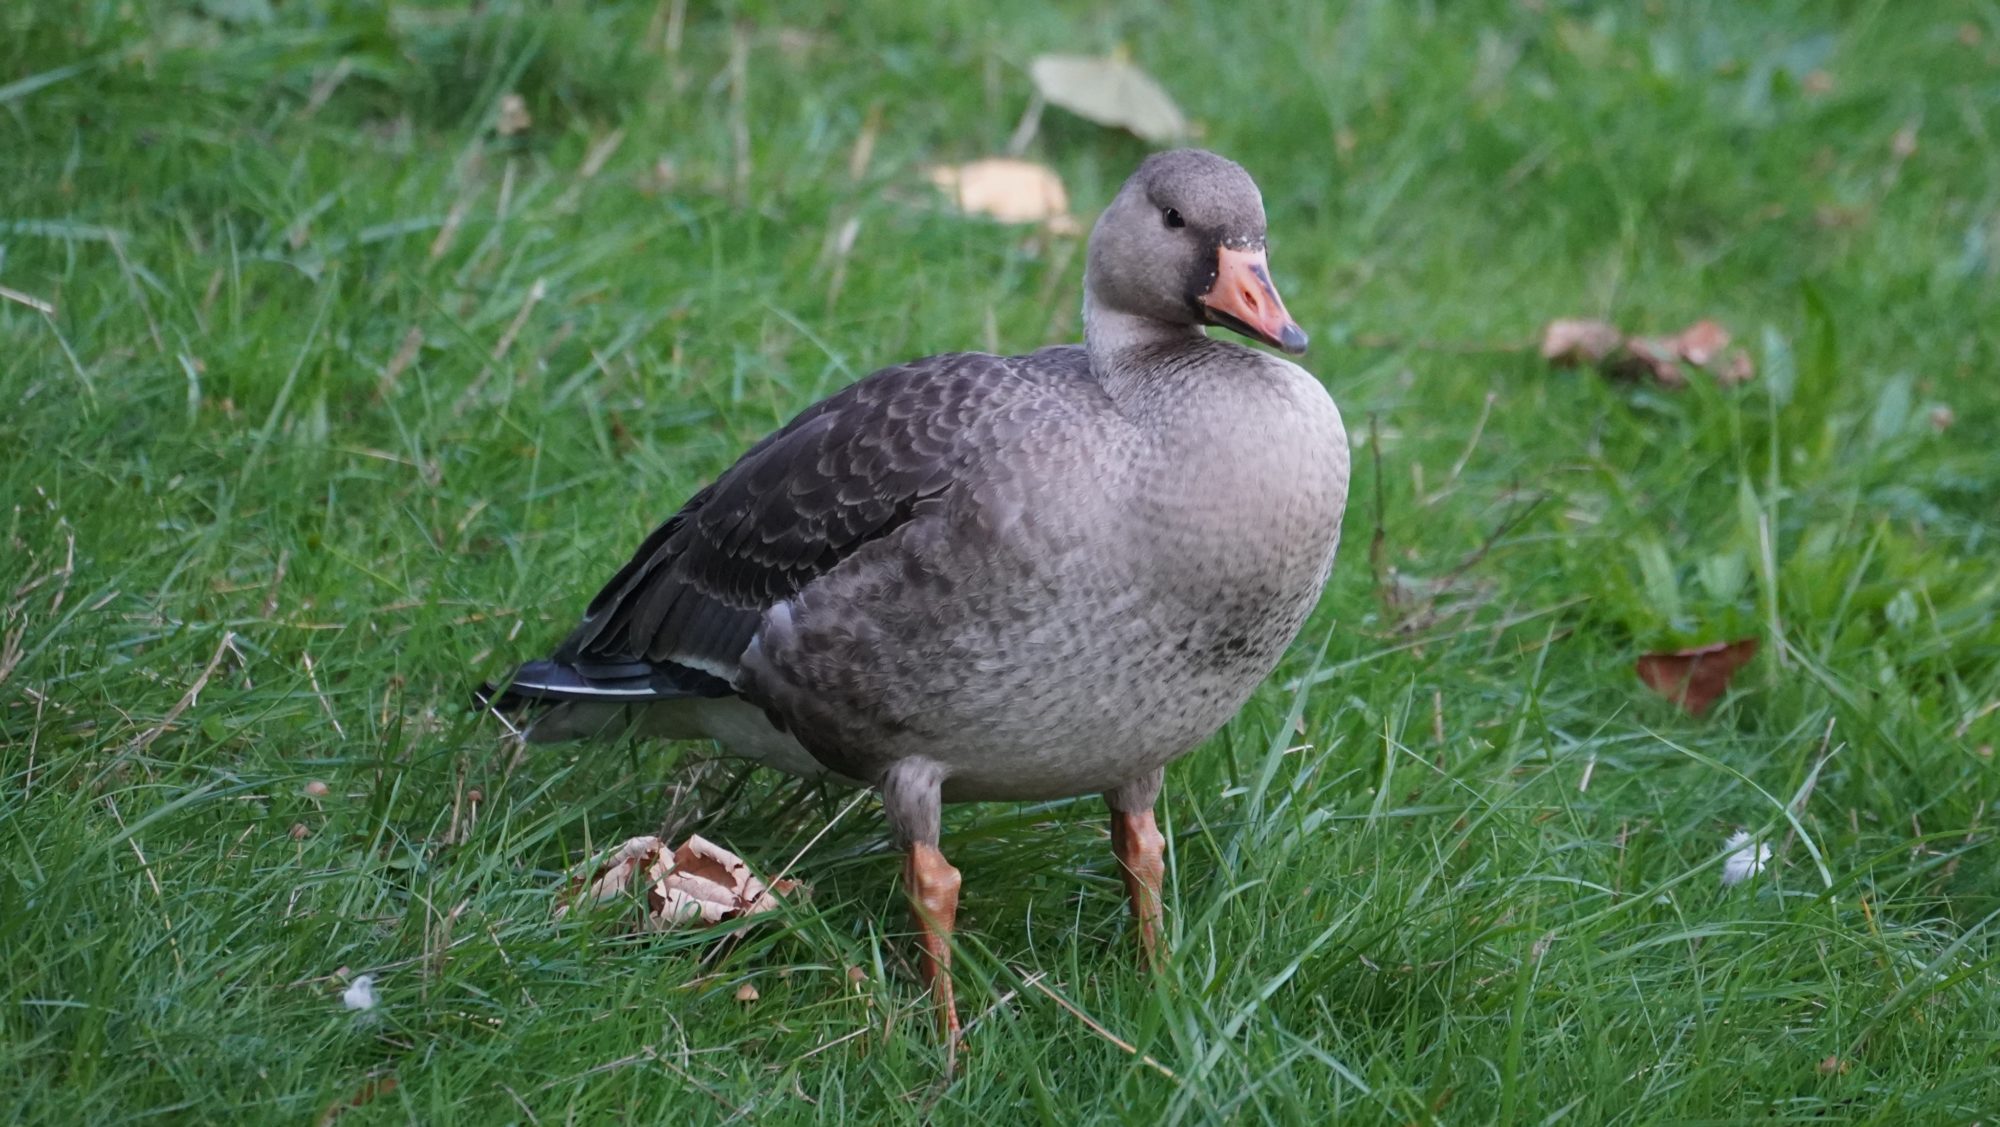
[1277,323,1309,355]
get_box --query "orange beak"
[1199,245,1309,355]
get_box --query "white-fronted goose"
[483,149,1350,1039]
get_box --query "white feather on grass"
[1721,831,1770,887]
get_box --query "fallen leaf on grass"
[1029,53,1187,143]
[1672,319,1730,366]
[1616,335,1690,387]
[927,158,1081,234]
[1717,348,1757,385]
[555,834,799,930]
[1636,637,1759,717]
[1539,318,1622,366]
[1541,317,1755,388]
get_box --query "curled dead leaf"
[1615,336,1686,387]
[1029,53,1187,143]
[1636,637,1759,717]
[1673,320,1730,366]
[1542,317,1754,388]
[927,158,1080,234]
[1540,319,1622,366]
[555,834,800,930]
[1717,348,1757,386]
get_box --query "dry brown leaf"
[1673,319,1730,366]
[1636,637,1759,717]
[927,158,1081,234]
[1540,319,1622,366]
[1029,53,1187,144]
[555,835,670,919]
[1615,336,1687,387]
[495,93,531,136]
[555,834,799,930]
[1717,348,1757,386]
[1543,317,1753,388]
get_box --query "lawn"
[5,1,2000,1122]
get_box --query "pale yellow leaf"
[1030,54,1188,143]
[927,158,1080,233]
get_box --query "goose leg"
[1106,768,1168,971]
[904,844,962,1041]
[883,760,961,1045]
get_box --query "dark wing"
[519,346,1088,698]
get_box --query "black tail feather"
[472,658,732,716]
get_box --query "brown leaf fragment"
[927,158,1080,234]
[1029,53,1188,143]
[1544,317,1751,387]
[1636,637,1759,717]
[555,835,672,920]
[1672,319,1731,367]
[1539,318,1623,366]
[1716,348,1757,385]
[555,834,798,930]
[1614,336,1687,387]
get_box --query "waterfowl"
[483,148,1350,1040]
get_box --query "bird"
[481,148,1350,1043]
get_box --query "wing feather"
[547,347,1090,684]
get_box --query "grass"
[4,0,2000,1121]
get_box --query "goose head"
[1085,149,1308,356]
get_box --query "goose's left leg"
[884,760,962,1046]
[1106,767,1168,971]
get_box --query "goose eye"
[1162,207,1186,229]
